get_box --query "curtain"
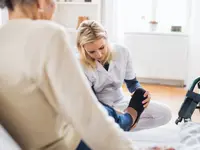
[101,0,124,44]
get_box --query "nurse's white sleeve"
[125,48,136,80]
[44,29,136,150]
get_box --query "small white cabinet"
[124,32,189,86]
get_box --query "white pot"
[149,23,158,32]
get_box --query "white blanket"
[125,117,200,150]
[178,122,200,150]
[125,117,181,149]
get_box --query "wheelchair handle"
[175,77,200,125]
[189,77,200,91]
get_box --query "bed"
[1,118,200,150]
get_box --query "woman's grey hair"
[0,0,36,10]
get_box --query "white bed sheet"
[125,116,200,150]
[125,116,181,149]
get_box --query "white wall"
[186,0,200,87]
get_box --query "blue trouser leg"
[76,140,91,150]
[101,102,133,131]
[76,103,133,150]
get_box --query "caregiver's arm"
[44,28,136,150]
[124,78,142,93]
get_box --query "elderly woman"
[0,0,141,149]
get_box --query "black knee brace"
[128,88,147,126]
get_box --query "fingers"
[143,101,149,108]
[143,91,149,97]
[142,91,151,108]
[142,97,150,104]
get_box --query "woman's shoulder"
[27,20,71,46]
[111,43,130,58]
[33,20,66,34]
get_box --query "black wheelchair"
[175,77,200,125]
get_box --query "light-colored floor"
[122,83,200,123]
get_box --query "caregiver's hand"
[142,90,151,108]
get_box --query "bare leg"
[124,107,138,129]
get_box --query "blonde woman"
[77,20,172,132]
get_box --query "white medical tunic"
[83,44,136,107]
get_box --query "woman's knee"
[145,101,172,125]
[154,102,172,125]
[161,104,172,124]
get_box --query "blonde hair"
[76,20,112,69]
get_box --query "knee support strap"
[128,88,147,127]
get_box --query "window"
[119,0,191,33]
[0,8,9,25]
[119,0,152,32]
[156,0,189,33]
